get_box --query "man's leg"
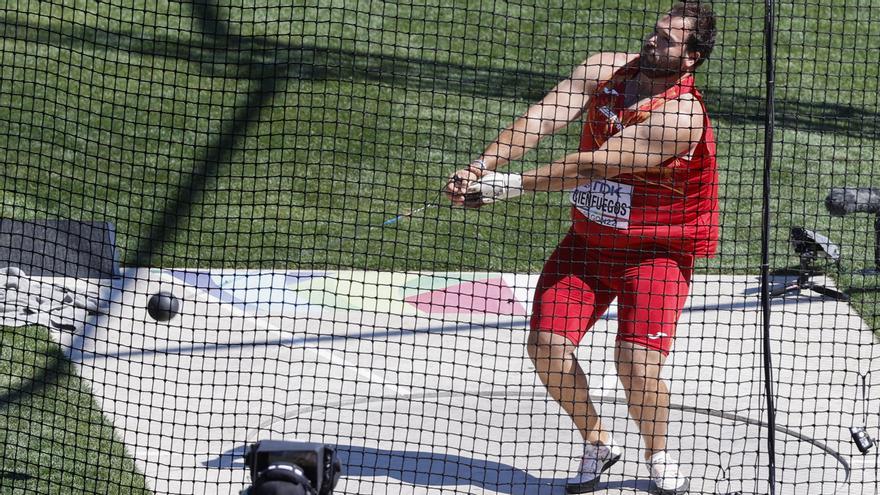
[529,328,624,494]
[616,341,689,494]
[528,234,623,493]
[614,253,693,495]
[527,330,609,444]
[528,231,617,444]
[614,341,668,458]
[615,253,692,458]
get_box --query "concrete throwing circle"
[257,390,849,495]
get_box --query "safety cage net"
[0,1,878,494]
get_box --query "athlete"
[444,3,717,494]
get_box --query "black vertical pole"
[874,215,880,271]
[761,0,779,493]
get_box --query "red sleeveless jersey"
[570,60,719,257]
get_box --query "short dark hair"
[668,1,716,67]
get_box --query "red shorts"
[530,230,694,355]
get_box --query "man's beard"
[639,47,685,78]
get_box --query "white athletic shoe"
[565,439,622,494]
[648,451,690,495]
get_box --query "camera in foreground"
[242,440,342,495]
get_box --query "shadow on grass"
[0,325,150,493]
[0,16,877,138]
[844,286,880,295]
[0,327,67,410]
[0,470,32,481]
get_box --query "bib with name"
[570,179,633,229]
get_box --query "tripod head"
[789,227,841,263]
[770,227,849,301]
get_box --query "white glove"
[465,172,524,205]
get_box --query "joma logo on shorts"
[647,332,668,340]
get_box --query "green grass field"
[0,326,149,494]
[1,0,879,492]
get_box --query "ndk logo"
[591,180,626,196]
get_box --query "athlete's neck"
[634,70,690,99]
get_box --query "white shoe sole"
[564,453,621,494]
[653,478,690,495]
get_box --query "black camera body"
[850,426,875,455]
[789,227,840,261]
[244,440,342,495]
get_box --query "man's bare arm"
[520,95,704,192]
[475,52,634,171]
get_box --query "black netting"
[1,1,878,494]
